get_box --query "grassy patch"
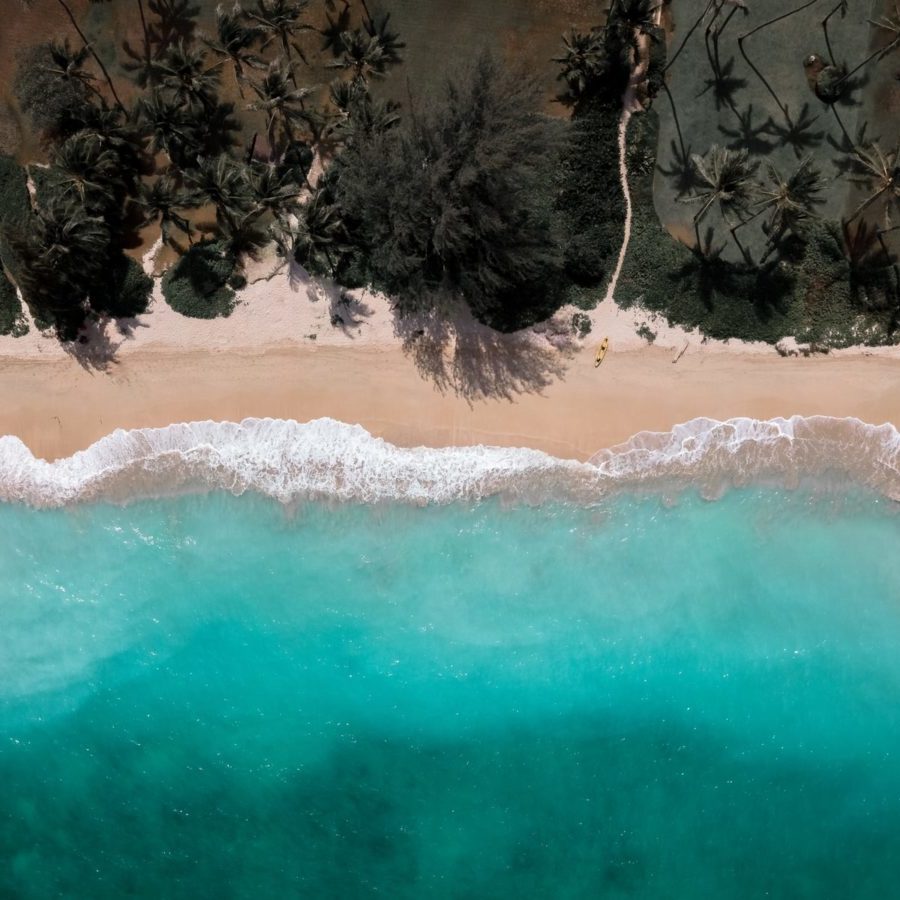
[161,241,237,319]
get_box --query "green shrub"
[162,242,237,319]
[0,268,28,337]
[571,311,592,337]
[556,95,624,290]
[0,155,34,276]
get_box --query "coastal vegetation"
[0,0,897,347]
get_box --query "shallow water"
[2,489,900,897]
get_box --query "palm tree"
[154,40,223,113]
[287,187,349,275]
[247,0,312,87]
[681,144,759,257]
[553,28,607,106]
[137,175,199,248]
[738,0,819,126]
[39,40,105,103]
[49,132,126,211]
[327,27,387,87]
[335,92,401,143]
[185,153,255,233]
[837,3,900,87]
[9,193,111,323]
[360,12,404,69]
[48,0,125,110]
[202,4,264,98]
[319,0,351,57]
[248,160,301,220]
[820,0,847,65]
[846,141,900,231]
[752,157,826,262]
[610,0,660,46]
[247,59,317,156]
[136,87,202,167]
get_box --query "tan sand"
[0,250,898,462]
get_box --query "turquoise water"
[2,489,900,897]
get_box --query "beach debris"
[672,341,688,364]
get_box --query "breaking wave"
[0,416,898,508]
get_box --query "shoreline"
[1,339,899,464]
[0,268,898,464]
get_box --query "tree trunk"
[738,0,821,124]
[136,0,152,77]
[665,0,717,72]
[821,1,843,63]
[838,36,900,86]
[55,0,125,111]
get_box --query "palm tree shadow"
[394,304,574,404]
[827,121,874,176]
[719,104,776,155]
[834,70,870,109]
[764,104,825,158]
[658,139,701,198]
[697,56,748,112]
[64,316,128,372]
[146,0,201,52]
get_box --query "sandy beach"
[0,259,898,463]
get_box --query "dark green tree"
[333,52,562,321]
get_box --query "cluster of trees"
[317,52,563,323]
[671,0,900,271]
[6,0,406,336]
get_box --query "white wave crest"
[0,415,898,508]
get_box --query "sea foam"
[0,415,898,508]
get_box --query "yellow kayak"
[594,337,610,367]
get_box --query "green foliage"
[162,241,237,318]
[0,268,28,337]
[617,110,900,346]
[556,95,624,287]
[13,44,93,138]
[645,25,667,99]
[333,52,564,324]
[571,311,592,337]
[91,254,153,319]
[0,156,35,279]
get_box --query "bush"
[0,156,34,278]
[14,44,92,138]
[571,311,592,337]
[0,268,28,337]
[556,95,624,289]
[162,242,237,319]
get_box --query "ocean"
[2,419,900,897]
